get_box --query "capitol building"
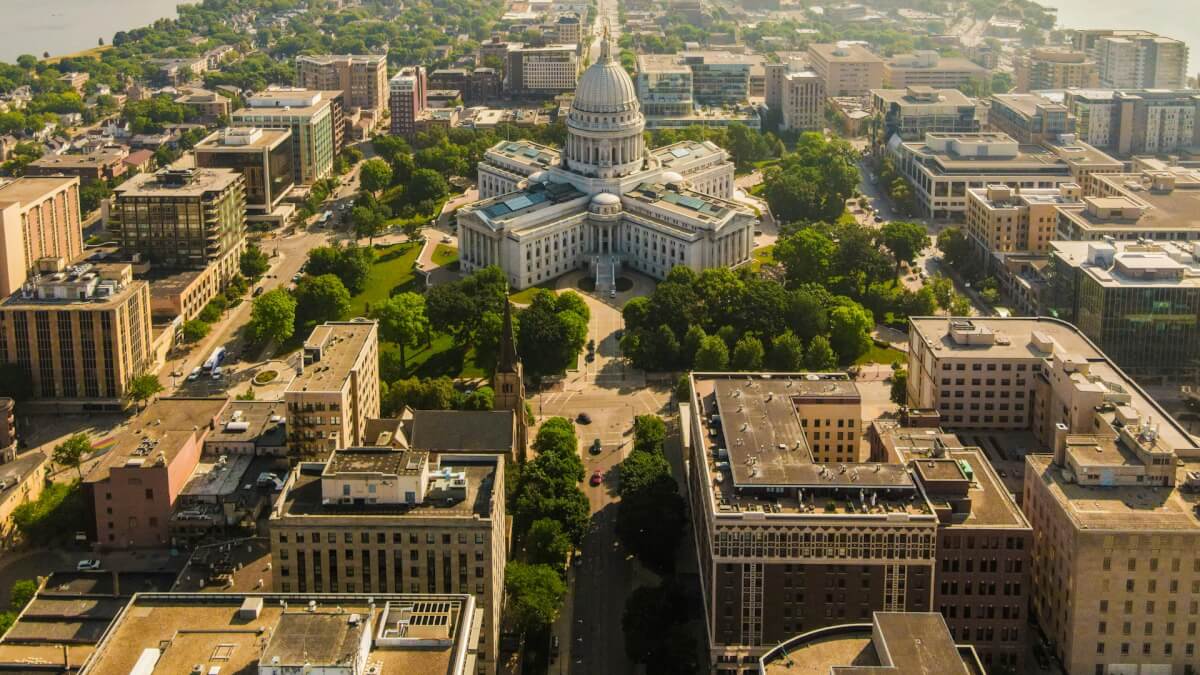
[457,37,758,291]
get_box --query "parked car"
[187,367,202,381]
[211,367,223,379]
[76,559,101,571]
[440,236,453,244]
[292,273,303,283]
[576,412,592,425]
[590,438,602,455]
[609,289,616,298]
[589,470,603,486]
[253,286,265,297]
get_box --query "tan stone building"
[883,51,990,90]
[0,176,84,298]
[285,321,380,457]
[0,450,48,545]
[779,70,825,132]
[296,54,389,113]
[806,43,884,96]
[0,263,152,411]
[964,183,1081,258]
[268,448,505,675]
[1014,48,1099,92]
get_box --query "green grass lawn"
[854,343,906,366]
[431,244,458,267]
[509,283,557,305]
[386,333,489,380]
[750,245,776,273]
[347,242,422,316]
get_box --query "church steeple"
[497,300,520,374]
[493,300,527,460]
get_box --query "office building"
[965,183,1082,258]
[296,53,389,113]
[232,88,344,184]
[77,592,482,675]
[0,263,152,411]
[110,168,247,282]
[778,71,825,132]
[888,132,1120,220]
[1085,31,1190,89]
[194,127,295,217]
[1063,88,1200,156]
[757,612,987,674]
[807,43,885,96]
[0,176,83,298]
[1044,240,1200,380]
[1014,48,1099,92]
[681,51,761,106]
[81,396,227,547]
[285,321,380,457]
[506,44,578,97]
[1058,165,1200,242]
[988,93,1076,144]
[430,68,470,93]
[460,38,756,291]
[685,372,938,670]
[883,51,990,90]
[389,66,427,139]
[26,147,128,185]
[468,67,501,104]
[269,449,505,673]
[550,13,581,44]
[764,53,810,110]
[879,424,1031,671]
[636,54,694,117]
[871,87,982,141]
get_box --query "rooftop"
[0,451,46,499]
[872,87,976,107]
[408,410,515,453]
[235,88,340,116]
[0,175,78,208]
[194,126,292,151]
[297,53,387,65]
[287,321,376,394]
[114,168,242,198]
[625,182,737,223]
[808,43,883,63]
[468,179,586,225]
[28,147,127,170]
[486,139,561,170]
[207,400,288,447]
[992,92,1070,118]
[1051,240,1200,288]
[78,593,477,675]
[901,133,1116,174]
[1071,170,1200,232]
[3,263,143,309]
[83,398,228,483]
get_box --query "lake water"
[0,0,190,63]
[1037,0,1200,77]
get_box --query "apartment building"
[0,176,83,297]
[686,372,939,672]
[173,87,231,123]
[1064,89,1200,156]
[988,93,1076,144]
[1057,167,1200,242]
[194,126,296,217]
[888,132,1120,220]
[1091,31,1189,89]
[26,147,128,185]
[871,87,982,141]
[296,53,389,112]
[778,71,825,132]
[110,168,247,283]
[506,44,578,97]
[1014,48,1099,92]
[0,451,47,545]
[0,263,152,411]
[81,397,227,547]
[1044,240,1200,381]
[965,183,1082,258]
[232,88,343,184]
[880,424,1032,672]
[807,43,885,96]
[883,51,990,90]
[285,321,380,457]
[389,66,427,139]
[77,592,481,675]
[268,449,505,674]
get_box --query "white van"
[211,366,223,380]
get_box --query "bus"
[202,346,226,373]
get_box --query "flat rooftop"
[1051,240,1200,288]
[904,136,1112,174]
[280,459,495,519]
[637,53,691,73]
[326,447,428,476]
[808,43,883,63]
[487,139,561,170]
[84,397,228,484]
[872,87,976,107]
[0,175,78,208]
[287,322,375,394]
[0,451,46,501]
[195,127,291,151]
[78,594,476,675]
[297,53,387,65]
[28,148,127,170]
[1078,171,1200,231]
[468,180,586,225]
[114,168,241,198]
[992,92,1068,118]
[234,89,340,117]
[625,182,737,223]
[650,140,719,167]
[207,399,287,446]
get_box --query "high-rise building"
[1057,165,1200,242]
[0,176,83,298]
[1014,48,1099,92]
[505,44,578,97]
[1073,30,1190,89]
[285,321,380,457]
[779,71,825,132]
[296,53,389,113]
[0,263,152,411]
[389,66,427,139]
[685,372,939,669]
[77,592,482,675]
[1063,89,1200,156]
[268,449,505,673]
[636,54,694,117]
[680,51,761,106]
[988,93,1076,145]
[965,183,1082,258]
[194,127,295,217]
[232,88,344,184]
[807,43,885,96]
[871,87,982,141]
[110,168,247,281]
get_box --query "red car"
[589,470,603,486]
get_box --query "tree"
[294,274,351,327]
[505,562,566,633]
[305,245,374,294]
[622,583,699,675]
[616,470,686,574]
[632,415,667,455]
[950,294,973,316]
[829,303,874,365]
[517,290,588,376]
[126,374,164,410]
[769,331,805,371]
[359,158,393,197]
[52,433,90,480]
[937,226,974,273]
[9,580,36,612]
[370,292,428,371]
[460,386,494,410]
[774,227,836,286]
[804,335,838,371]
[407,168,449,205]
[786,287,828,342]
[526,518,571,568]
[247,289,297,344]
[731,335,765,371]
[930,275,954,310]
[890,368,909,406]
[880,221,928,272]
[693,335,728,370]
[353,205,387,243]
[239,245,270,279]
[181,319,211,343]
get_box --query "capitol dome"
[591,192,620,206]
[563,31,646,180]
[572,50,638,114]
